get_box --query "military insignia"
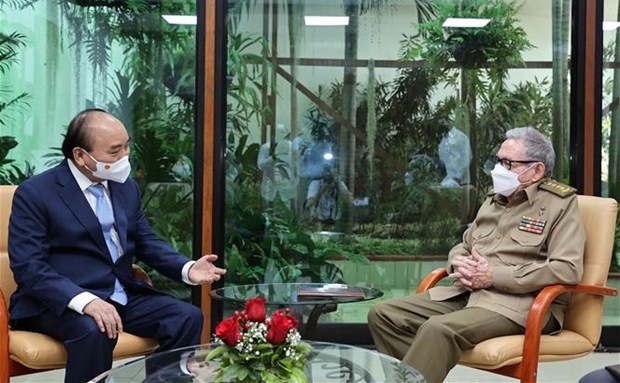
[539,179,576,198]
[539,206,546,217]
[519,216,546,234]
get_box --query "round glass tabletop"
[90,341,426,382]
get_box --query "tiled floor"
[9,351,620,382]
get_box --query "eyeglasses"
[496,157,538,170]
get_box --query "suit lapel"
[55,161,111,261]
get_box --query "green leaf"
[290,367,308,383]
[205,345,228,361]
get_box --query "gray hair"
[505,127,555,176]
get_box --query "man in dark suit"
[8,108,226,383]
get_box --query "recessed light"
[442,17,490,28]
[162,15,197,25]
[304,16,349,26]
[603,21,620,31]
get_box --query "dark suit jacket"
[8,160,189,320]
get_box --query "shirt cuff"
[182,260,198,285]
[68,292,99,314]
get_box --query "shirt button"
[496,234,501,240]
[522,238,528,243]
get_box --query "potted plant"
[412,0,532,74]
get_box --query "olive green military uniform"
[368,178,585,383]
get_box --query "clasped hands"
[449,249,493,291]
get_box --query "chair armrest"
[0,288,10,382]
[416,268,449,293]
[521,283,618,375]
[132,264,153,287]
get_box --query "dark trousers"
[13,292,203,383]
[368,292,559,383]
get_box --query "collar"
[68,159,109,192]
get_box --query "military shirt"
[429,178,586,327]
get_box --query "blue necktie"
[88,184,128,305]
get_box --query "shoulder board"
[539,179,577,198]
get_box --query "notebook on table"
[297,284,364,299]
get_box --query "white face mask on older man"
[490,163,534,197]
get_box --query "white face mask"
[82,150,131,183]
[490,163,533,197]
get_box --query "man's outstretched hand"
[188,254,226,284]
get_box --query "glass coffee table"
[90,341,425,382]
[210,283,384,339]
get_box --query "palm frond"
[0,92,30,127]
[0,31,27,74]
[0,0,40,10]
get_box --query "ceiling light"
[442,17,490,28]
[162,15,197,25]
[603,21,620,31]
[304,16,349,26]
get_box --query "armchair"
[417,195,618,383]
[0,185,158,382]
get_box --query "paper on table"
[297,285,364,299]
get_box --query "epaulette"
[539,179,577,198]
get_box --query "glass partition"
[601,0,620,327]
[223,0,575,329]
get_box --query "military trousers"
[368,291,529,383]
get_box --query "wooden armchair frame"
[417,269,617,383]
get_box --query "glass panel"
[224,0,573,328]
[0,0,198,300]
[601,0,620,327]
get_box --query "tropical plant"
[50,1,200,298]
[227,31,271,135]
[223,9,370,284]
[0,136,35,184]
[224,133,363,285]
[0,4,32,185]
[410,0,532,76]
[406,0,533,186]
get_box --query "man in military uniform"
[368,127,585,383]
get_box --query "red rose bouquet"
[206,297,311,383]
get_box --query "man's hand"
[449,249,493,290]
[188,254,226,284]
[449,254,477,291]
[468,250,493,289]
[83,298,123,339]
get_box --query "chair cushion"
[459,330,595,369]
[9,330,158,369]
